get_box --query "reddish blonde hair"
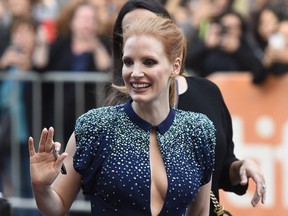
[115,15,186,106]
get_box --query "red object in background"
[41,20,56,44]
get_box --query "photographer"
[262,19,288,75]
[185,10,263,83]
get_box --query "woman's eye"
[144,59,157,67]
[123,59,133,66]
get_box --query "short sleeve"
[73,109,113,196]
[196,113,216,186]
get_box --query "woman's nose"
[131,64,144,77]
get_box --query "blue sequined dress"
[73,100,216,216]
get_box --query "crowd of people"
[1,0,288,83]
[0,0,285,215]
[170,0,288,84]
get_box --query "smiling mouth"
[131,83,151,89]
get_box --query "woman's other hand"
[230,159,266,207]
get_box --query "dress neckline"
[123,100,175,134]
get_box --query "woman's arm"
[186,180,212,216]
[29,127,81,215]
[92,38,111,71]
[32,25,50,69]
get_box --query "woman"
[103,0,266,215]
[33,0,111,145]
[252,4,288,77]
[29,15,216,215]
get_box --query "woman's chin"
[130,95,149,104]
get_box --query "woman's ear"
[171,57,181,78]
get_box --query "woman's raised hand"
[28,127,68,188]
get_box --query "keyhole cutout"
[149,129,168,216]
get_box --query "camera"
[8,44,23,53]
[219,24,229,35]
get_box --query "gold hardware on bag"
[210,191,233,216]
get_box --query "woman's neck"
[71,35,92,54]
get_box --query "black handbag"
[210,191,233,216]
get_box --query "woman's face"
[122,9,157,28]
[122,35,177,105]
[70,4,97,38]
[12,24,36,55]
[213,0,232,16]
[8,0,31,17]
[220,13,242,38]
[258,9,279,41]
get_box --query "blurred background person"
[32,0,63,44]
[177,0,242,77]
[262,19,288,76]
[0,0,36,56]
[0,16,40,216]
[251,2,288,78]
[185,9,264,83]
[251,4,282,56]
[180,0,235,47]
[161,0,190,25]
[89,0,128,40]
[33,0,112,146]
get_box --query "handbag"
[210,191,233,216]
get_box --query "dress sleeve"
[73,109,113,196]
[196,113,216,186]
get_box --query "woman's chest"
[94,136,204,203]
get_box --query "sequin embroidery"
[73,100,216,216]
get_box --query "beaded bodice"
[73,101,216,216]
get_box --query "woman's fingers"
[35,127,56,153]
[251,191,261,207]
[28,136,36,157]
[45,127,54,153]
[251,184,266,207]
[39,128,48,153]
[251,177,266,207]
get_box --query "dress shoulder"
[175,109,215,136]
[175,109,216,185]
[73,105,122,195]
[75,106,116,134]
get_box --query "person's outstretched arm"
[28,127,81,216]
